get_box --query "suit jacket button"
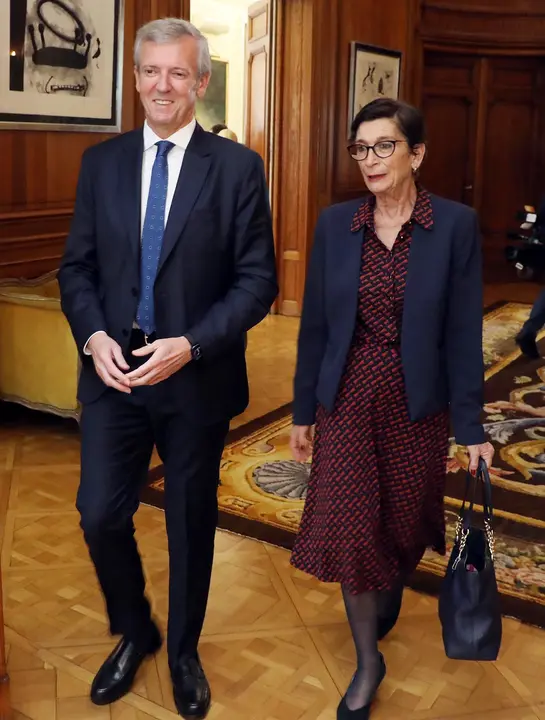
[131,287,138,297]
[122,329,129,337]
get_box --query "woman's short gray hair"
[134,18,212,78]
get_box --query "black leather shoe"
[516,331,540,359]
[173,655,211,719]
[90,624,162,705]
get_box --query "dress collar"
[351,186,434,233]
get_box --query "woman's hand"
[290,425,314,462]
[467,441,494,474]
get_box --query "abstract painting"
[0,0,123,131]
[347,42,401,134]
[196,58,228,131]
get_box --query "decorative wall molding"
[421,0,545,47]
[425,1,545,16]
[0,208,72,277]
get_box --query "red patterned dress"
[290,188,450,594]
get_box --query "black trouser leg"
[152,412,229,677]
[523,289,545,335]
[78,389,155,642]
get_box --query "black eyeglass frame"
[346,139,407,161]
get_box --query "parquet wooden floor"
[2,293,545,719]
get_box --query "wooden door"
[245,0,271,179]
[420,50,545,282]
[419,52,478,206]
[480,57,545,266]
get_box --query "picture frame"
[347,42,402,136]
[196,57,228,132]
[0,0,124,133]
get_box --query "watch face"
[192,344,202,360]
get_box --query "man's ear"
[196,72,211,99]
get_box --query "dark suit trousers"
[76,342,229,676]
[523,288,545,335]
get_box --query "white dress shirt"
[83,119,196,354]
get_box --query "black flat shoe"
[516,331,540,359]
[91,623,162,705]
[173,654,211,719]
[337,653,386,719]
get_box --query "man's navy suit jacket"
[58,124,278,425]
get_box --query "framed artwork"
[196,58,228,131]
[347,42,401,134]
[0,0,124,132]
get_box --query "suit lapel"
[157,125,212,274]
[119,130,144,263]
[339,218,364,340]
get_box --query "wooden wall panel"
[418,53,478,206]
[332,0,413,203]
[0,0,188,280]
[0,208,74,279]
[275,0,414,315]
[274,0,315,315]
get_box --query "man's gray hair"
[134,18,212,78]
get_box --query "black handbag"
[438,457,502,661]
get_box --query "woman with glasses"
[289,98,494,719]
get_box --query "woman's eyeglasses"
[347,139,406,161]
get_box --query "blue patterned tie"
[136,140,175,335]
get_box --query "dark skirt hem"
[290,532,446,594]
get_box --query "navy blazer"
[58,124,278,425]
[293,193,485,446]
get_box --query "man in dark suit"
[516,197,545,358]
[58,17,277,719]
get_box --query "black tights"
[378,577,404,622]
[342,580,403,710]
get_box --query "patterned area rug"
[143,301,545,627]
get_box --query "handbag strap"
[454,457,495,566]
[459,457,494,526]
[478,457,494,520]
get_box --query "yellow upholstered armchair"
[0,270,80,419]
